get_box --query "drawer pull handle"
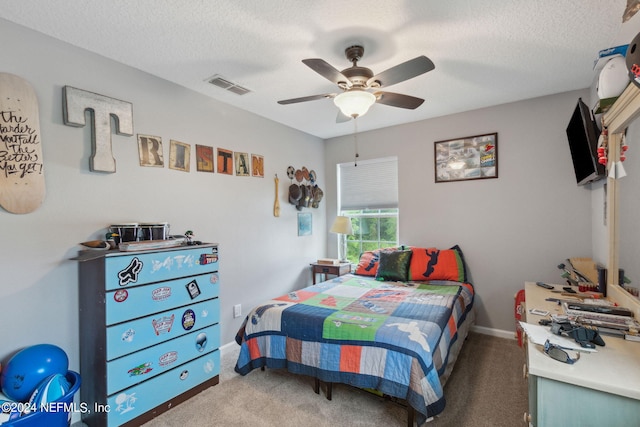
[522,363,528,380]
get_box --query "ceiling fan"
[277,45,435,121]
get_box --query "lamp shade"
[333,90,376,118]
[330,216,353,235]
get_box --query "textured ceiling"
[0,1,636,139]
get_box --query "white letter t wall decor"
[63,86,133,173]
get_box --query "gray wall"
[4,14,633,378]
[0,20,326,373]
[324,90,596,335]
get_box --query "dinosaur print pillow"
[407,246,467,282]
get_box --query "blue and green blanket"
[235,274,474,424]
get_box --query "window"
[337,157,399,264]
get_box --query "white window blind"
[338,157,398,210]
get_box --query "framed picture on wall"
[196,144,214,172]
[235,152,250,176]
[169,140,190,172]
[434,132,498,183]
[251,154,264,177]
[137,134,164,167]
[217,148,233,175]
[297,212,312,236]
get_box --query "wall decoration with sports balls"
[196,145,214,173]
[138,134,164,167]
[0,73,46,214]
[62,86,134,173]
[435,132,498,183]
[285,165,323,210]
[169,140,190,172]
[217,148,233,175]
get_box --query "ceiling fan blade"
[374,91,425,109]
[367,56,435,88]
[336,111,351,123]
[277,93,336,105]
[302,59,351,87]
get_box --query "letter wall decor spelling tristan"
[62,86,134,173]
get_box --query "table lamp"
[330,216,353,262]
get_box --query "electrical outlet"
[233,304,242,318]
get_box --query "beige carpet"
[143,332,528,427]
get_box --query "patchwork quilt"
[234,273,474,424]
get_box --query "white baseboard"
[220,340,238,355]
[471,324,515,340]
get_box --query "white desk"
[523,281,640,427]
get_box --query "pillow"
[450,244,469,282]
[407,246,467,282]
[375,250,413,282]
[354,247,398,276]
[354,250,382,276]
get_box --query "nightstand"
[310,262,351,284]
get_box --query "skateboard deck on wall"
[0,73,45,214]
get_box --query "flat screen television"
[565,98,605,186]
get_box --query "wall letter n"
[63,86,134,173]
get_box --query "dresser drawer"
[105,246,219,290]
[105,349,220,427]
[106,272,220,325]
[107,324,220,395]
[107,298,220,360]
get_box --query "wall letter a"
[63,86,134,173]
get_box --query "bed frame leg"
[313,378,333,400]
[407,406,414,427]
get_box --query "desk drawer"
[105,246,219,290]
[106,273,220,325]
[107,324,219,395]
[107,298,219,360]
[105,350,219,427]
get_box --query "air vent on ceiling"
[206,74,251,95]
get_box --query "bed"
[234,245,475,426]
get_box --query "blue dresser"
[78,243,220,427]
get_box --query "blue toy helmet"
[0,344,68,402]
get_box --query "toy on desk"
[536,282,554,289]
[184,230,202,245]
[558,262,589,286]
[550,319,605,349]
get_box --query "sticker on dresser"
[107,299,220,360]
[106,274,219,325]
[118,257,143,286]
[104,247,219,291]
[106,352,220,427]
[106,324,220,395]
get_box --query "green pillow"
[375,250,413,282]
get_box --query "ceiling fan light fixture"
[333,90,376,118]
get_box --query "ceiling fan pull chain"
[354,117,360,167]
